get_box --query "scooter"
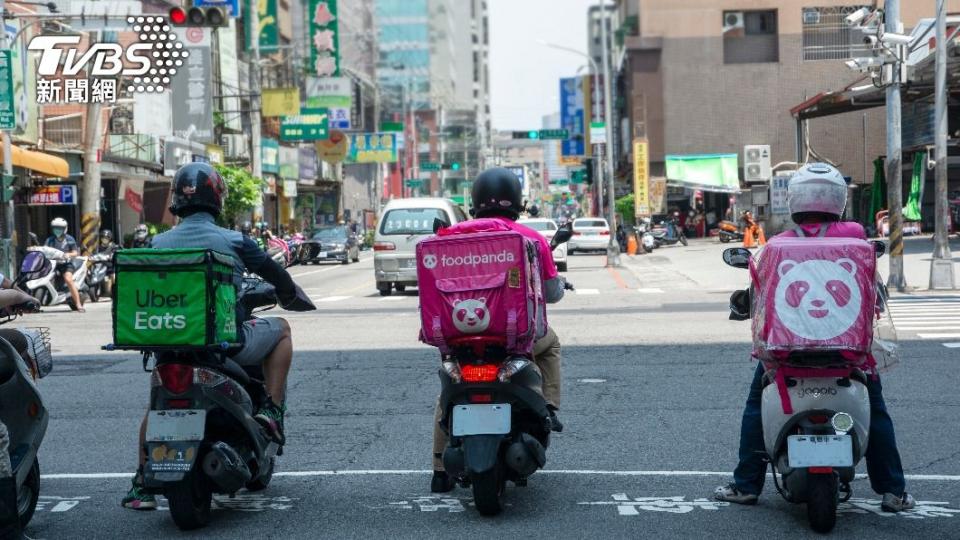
[652,214,688,247]
[435,228,573,516]
[722,243,887,533]
[717,220,745,244]
[119,277,315,530]
[17,247,91,310]
[635,219,657,252]
[85,252,112,303]
[0,296,53,533]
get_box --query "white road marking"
[379,296,408,301]
[317,296,352,303]
[918,333,960,339]
[578,378,607,383]
[388,496,467,513]
[636,288,664,294]
[576,288,600,295]
[942,343,960,348]
[290,262,368,278]
[39,470,960,481]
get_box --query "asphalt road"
[19,242,960,539]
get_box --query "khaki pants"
[432,327,561,470]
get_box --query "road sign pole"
[930,0,954,289]
[0,4,14,278]
[885,0,905,291]
[599,0,620,267]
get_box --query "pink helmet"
[787,163,847,221]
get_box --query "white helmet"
[787,163,847,222]
[50,217,67,229]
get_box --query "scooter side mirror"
[551,223,573,250]
[871,240,886,258]
[722,247,752,269]
[432,218,451,234]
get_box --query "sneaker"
[881,492,916,513]
[547,406,564,433]
[714,483,759,505]
[255,400,286,446]
[121,474,157,510]
[431,470,456,493]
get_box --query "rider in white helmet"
[714,163,916,512]
[44,217,84,312]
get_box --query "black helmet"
[471,168,524,219]
[240,221,253,235]
[169,162,227,217]
[527,205,540,218]
[100,229,113,241]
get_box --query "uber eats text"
[134,289,189,330]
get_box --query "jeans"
[733,363,907,497]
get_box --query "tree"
[215,164,264,227]
[615,194,636,226]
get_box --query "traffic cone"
[627,235,638,255]
[743,226,756,249]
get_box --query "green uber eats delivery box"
[112,248,240,348]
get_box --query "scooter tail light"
[808,467,834,474]
[460,364,499,383]
[808,414,830,424]
[156,364,194,395]
[194,367,228,387]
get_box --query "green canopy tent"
[664,154,741,193]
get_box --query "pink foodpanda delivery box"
[416,218,547,356]
[751,236,876,362]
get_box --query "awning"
[665,153,741,193]
[0,140,69,178]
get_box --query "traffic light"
[168,6,227,27]
[583,158,594,185]
[511,130,540,140]
[442,162,461,171]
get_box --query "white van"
[374,198,467,296]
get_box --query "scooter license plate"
[787,434,853,468]
[452,404,511,436]
[146,409,206,442]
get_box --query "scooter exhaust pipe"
[202,442,252,493]
[504,434,546,477]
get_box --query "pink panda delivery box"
[750,236,877,363]
[416,218,547,356]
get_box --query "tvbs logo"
[27,16,185,103]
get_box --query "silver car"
[374,198,468,296]
[568,217,611,253]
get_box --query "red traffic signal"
[168,6,227,27]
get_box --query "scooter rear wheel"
[719,234,731,243]
[166,472,212,531]
[680,235,689,247]
[17,459,39,528]
[245,458,275,492]
[807,473,839,533]
[471,464,506,516]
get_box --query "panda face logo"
[773,258,862,341]
[452,298,490,334]
[422,254,437,269]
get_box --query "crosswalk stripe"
[918,333,960,339]
[317,296,352,303]
[379,296,407,301]
[575,288,600,295]
[942,343,960,348]
[636,288,664,294]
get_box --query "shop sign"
[29,184,76,205]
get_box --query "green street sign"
[420,162,441,171]
[571,170,586,184]
[280,108,329,141]
[0,51,15,130]
[380,122,404,132]
[405,179,423,188]
[550,178,569,185]
[538,129,568,140]
[0,174,14,202]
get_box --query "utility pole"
[250,1,264,221]
[0,0,14,278]
[599,0,620,267]
[885,0,906,291]
[80,32,103,255]
[929,0,954,289]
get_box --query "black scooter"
[651,215,688,247]
[0,296,51,536]
[435,226,573,516]
[129,278,314,530]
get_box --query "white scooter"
[722,243,889,533]
[17,246,90,310]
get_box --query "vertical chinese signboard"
[245,0,278,49]
[559,77,585,158]
[171,28,213,143]
[0,50,15,129]
[633,138,650,218]
[309,0,340,76]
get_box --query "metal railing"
[802,6,875,61]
